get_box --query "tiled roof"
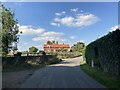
[44,44,70,48]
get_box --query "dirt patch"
[2,69,35,88]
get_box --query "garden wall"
[85,29,120,76]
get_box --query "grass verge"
[80,61,120,89]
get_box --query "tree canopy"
[29,46,38,53]
[71,42,85,52]
[0,4,20,56]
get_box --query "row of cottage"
[44,41,70,52]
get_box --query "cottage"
[44,41,70,52]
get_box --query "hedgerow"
[85,29,120,77]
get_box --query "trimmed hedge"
[85,29,120,77]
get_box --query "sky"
[3,2,118,51]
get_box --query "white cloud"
[52,14,99,27]
[71,8,79,12]
[32,31,66,43]
[55,11,66,16]
[50,22,60,26]
[18,24,45,35]
[54,17,74,26]
[55,13,62,16]
[41,31,64,37]
[32,36,66,42]
[70,36,75,39]
[62,11,66,14]
[109,25,120,32]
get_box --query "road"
[21,56,105,88]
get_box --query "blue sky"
[3,2,118,51]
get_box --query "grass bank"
[80,61,120,89]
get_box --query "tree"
[0,4,20,56]
[29,46,38,53]
[52,40,55,44]
[71,42,85,52]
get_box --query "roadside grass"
[80,60,120,89]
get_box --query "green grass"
[80,61,120,89]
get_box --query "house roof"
[44,44,70,48]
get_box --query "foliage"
[85,29,120,76]
[29,46,38,53]
[52,40,55,44]
[81,47,86,61]
[71,42,85,52]
[0,4,20,56]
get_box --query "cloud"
[50,22,60,26]
[55,11,66,16]
[32,31,66,43]
[62,11,66,14]
[55,13,61,16]
[41,31,64,37]
[52,14,99,27]
[71,8,79,12]
[18,24,45,35]
[32,36,66,42]
[70,36,75,39]
[17,24,66,43]
[109,25,120,32]
[54,17,74,26]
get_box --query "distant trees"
[71,42,85,52]
[46,40,58,44]
[0,4,20,56]
[29,46,38,53]
[52,40,55,44]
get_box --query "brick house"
[44,41,70,52]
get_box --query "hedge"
[85,29,120,77]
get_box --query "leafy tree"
[0,4,20,56]
[52,40,55,44]
[29,46,38,53]
[71,42,85,52]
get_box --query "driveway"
[21,56,105,88]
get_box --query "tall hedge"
[85,29,120,77]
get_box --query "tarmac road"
[21,56,106,88]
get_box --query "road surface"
[21,56,105,88]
